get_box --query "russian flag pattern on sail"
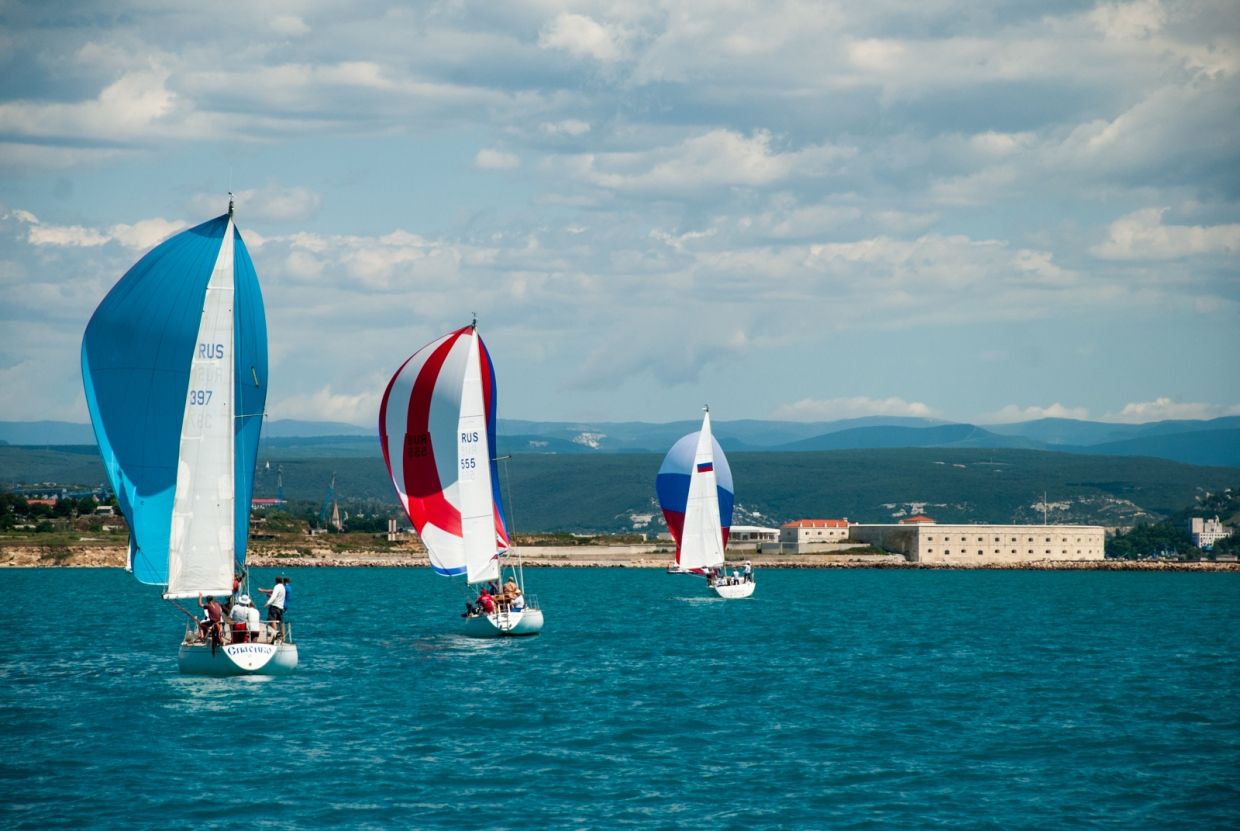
[697,461,713,473]
[378,326,510,577]
[656,431,733,562]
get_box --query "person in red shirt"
[197,594,224,653]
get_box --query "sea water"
[1,567,1237,830]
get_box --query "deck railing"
[183,619,293,646]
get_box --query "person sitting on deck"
[502,577,521,604]
[197,594,223,652]
[477,587,496,614]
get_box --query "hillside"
[4,444,1236,534]
[5,415,1238,466]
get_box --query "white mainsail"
[166,218,236,599]
[677,408,725,573]
[458,329,501,585]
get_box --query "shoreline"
[2,543,1237,571]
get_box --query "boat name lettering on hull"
[222,643,278,671]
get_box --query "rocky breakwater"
[0,542,126,567]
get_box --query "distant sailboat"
[379,321,543,637]
[657,406,754,598]
[82,202,297,674]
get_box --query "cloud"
[541,119,591,137]
[564,129,854,193]
[980,403,1091,424]
[0,65,183,144]
[1103,397,1240,423]
[272,385,380,425]
[474,148,520,170]
[189,185,323,223]
[269,15,310,37]
[771,397,934,421]
[27,223,109,248]
[14,209,201,252]
[538,13,626,63]
[108,218,187,251]
[1092,208,1240,260]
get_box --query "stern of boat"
[462,596,544,638]
[710,580,756,599]
[178,621,299,675]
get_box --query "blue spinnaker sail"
[82,214,267,587]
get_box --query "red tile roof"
[900,515,936,524]
[781,519,849,528]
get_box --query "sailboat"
[82,201,298,675]
[657,406,754,598]
[379,321,544,637]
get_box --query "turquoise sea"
[2,567,1237,829]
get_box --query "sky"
[1,0,1237,428]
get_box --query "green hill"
[6,445,1235,534]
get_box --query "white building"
[849,522,1105,564]
[1190,516,1233,549]
[780,519,850,545]
[728,525,779,549]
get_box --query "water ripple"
[1,567,1237,829]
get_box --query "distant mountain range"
[2,415,1238,467]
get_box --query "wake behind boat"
[657,406,755,598]
[379,321,543,637]
[82,201,297,675]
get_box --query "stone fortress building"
[848,519,1105,564]
[761,515,1106,563]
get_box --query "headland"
[2,540,1236,571]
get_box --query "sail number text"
[405,432,430,459]
[189,389,213,405]
[460,431,480,471]
[199,342,226,360]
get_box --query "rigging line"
[166,598,201,623]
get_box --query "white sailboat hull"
[710,580,755,599]
[177,641,299,676]
[462,607,544,638]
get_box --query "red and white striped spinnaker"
[379,324,508,584]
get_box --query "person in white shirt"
[230,594,262,643]
[259,579,286,622]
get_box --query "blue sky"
[1,0,1237,427]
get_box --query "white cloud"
[474,148,520,170]
[1090,0,1167,41]
[1092,208,1240,260]
[13,209,188,251]
[541,119,591,137]
[107,218,186,251]
[1103,397,1240,423]
[771,397,934,421]
[269,15,310,37]
[538,13,626,63]
[27,224,109,247]
[187,185,323,223]
[0,66,182,144]
[981,403,1091,424]
[566,129,854,193]
[272,385,380,425]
